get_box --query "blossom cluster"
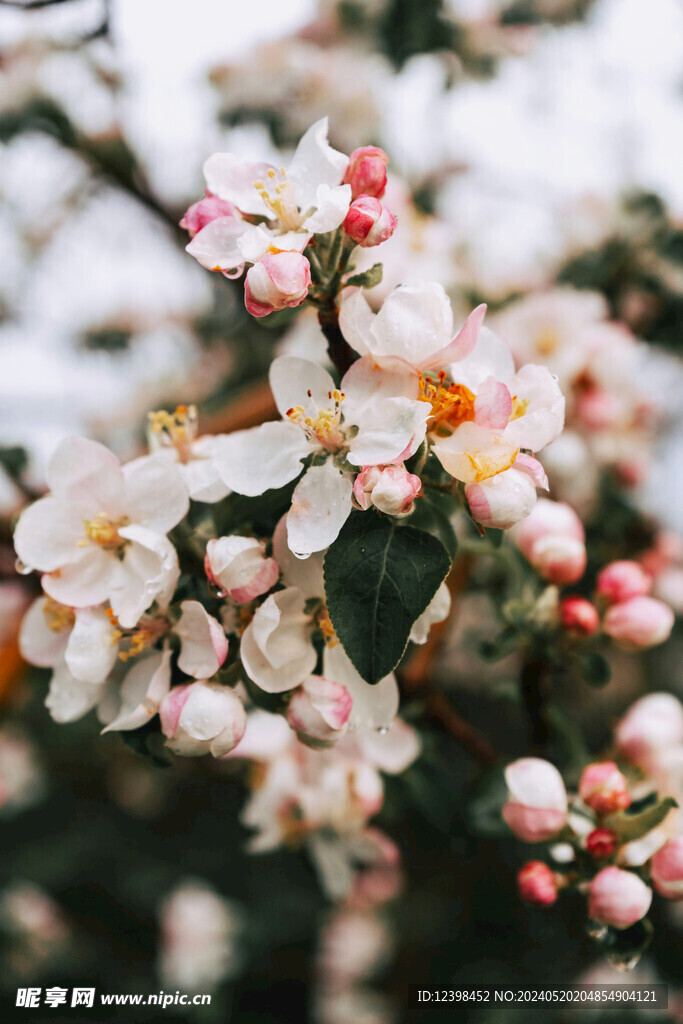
[504,692,683,960]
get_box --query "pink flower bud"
[579,762,631,817]
[588,866,652,929]
[205,536,278,604]
[616,693,683,768]
[160,682,247,758]
[343,146,390,200]
[529,534,587,586]
[586,828,618,859]
[560,596,600,635]
[244,252,311,317]
[517,861,558,906]
[465,463,540,531]
[603,596,674,649]
[502,758,568,842]
[651,837,683,900]
[596,561,652,605]
[353,465,421,517]
[513,498,584,561]
[343,196,397,248]
[286,675,352,749]
[179,195,238,237]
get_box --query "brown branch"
[426,691,499,766]
[201,381,278,434]
[520,655,551,751]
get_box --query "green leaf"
[345,263,383,289]
[466,763,511,838]
[406,491,458,558]
[605,796,678,843]
[323,512,450,684]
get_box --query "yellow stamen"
[317,612,338,648]
[80,513,127,550]
[510,394,530,421]
[148,405,198,463]
[286,390,345,450]
[419,371,476,436]
[42,597,75,633]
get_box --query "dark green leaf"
[406,491,458,558]
[324,512,450,684]
[345,263,383,289]
[466,763,510,838]
[605,796,678,843]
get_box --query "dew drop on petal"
[377,726,389,735]
[15,558,32,576]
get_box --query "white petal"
[14,497,90,572]
[303,183,352,233]
[348,397,429,466]
[504,364,565,452]
[178,459,230,504]
[213,421,309,497]
[409,582,451,644]
[175,600,228,679]
[236,224,274,264]
[287,117,348,213]
[269,356,337,420]
[357,718,422,774]
[179,685,243,744]
[341,355,419,425]
[272,515,324,598]
[46,661,104,723]
[47,436,125,513]
[338,289,374,356]
[19,597,69,667]
[123,455,189,534]
[109,526,180,629]
[102,649,172,732]
[432,422,519,483]
[65,606,119,683]
[323,643,399,731]
[186,216,246,273]
[287,463,353,558]
[240,587,317,693]
[42,547,114,608]
[202,153,275,216]
[371,282,453,365]
[450,326,515,392]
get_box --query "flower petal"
[65,606,119,684]
[42,547,114,608]
[474,375,512,430]
[371,282,453,365]
[450,325,515,391]
[202,153,275,216]
[175,600,228,679]
[102,649,172,732]
[186,216,246,273]
[421,303,487,371]
[46,661,104,724]
[357,718,421,774]
[303,183,352,233]
[240,587,317,693]
[46,436,125,513]
[214,421,309,497]
[338,288,374,356]
[14,497,86,572]
[287,117,348,213]
[432,422,519,483]
[286,463,353,558]
[323,643,399,731]
[19,597,69,667]
[348,397,430,466]
[269,355,338,419]
[340,355,419,426]
[123,455,189,535]
[504,364,565,452]
[109,525,180,628]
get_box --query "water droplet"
[215,589,228,599]
[377,726,389,735]
[14,558,32,576]
[586,921,608,941]
[607,951,641,972]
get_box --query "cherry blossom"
[14,437,188,628]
